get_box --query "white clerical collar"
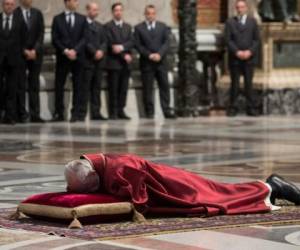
[114,19,123,26]
[87,17,93,24]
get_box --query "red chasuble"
[81,153,271,216]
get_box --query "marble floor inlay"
[0,116,300,249]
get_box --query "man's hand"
[243,50,252,60]
[65,49,77,61]
[149,53,161,62]
[94,50,104,60]
[236,50,252,60]
[124,53,132,64]
[24,49,37,60]
[112,45,124,54]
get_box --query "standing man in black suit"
[0,0,27,124]
[51,0,86,122]
[105,2,133,120]
[78,2,107,121]
[225,0,261,117]
[15,0,45,123]
[134,5,176,119]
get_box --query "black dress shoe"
[70,116,78,123]
[3,118,16,125]
[247,109,259,117]
[109,114,118,120]
[227,109,237,117]
[118,111,131,120]
[19,115,30,123]
[145,114,154,119]
[52,113,64,122]
[266,174,300,205]
[31,117,45,123]
[91,114,108,121]
[164,112,177,119]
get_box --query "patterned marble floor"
[0,116,300,249]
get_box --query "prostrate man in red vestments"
[64,153,300,217]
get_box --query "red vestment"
[81,153,271,216]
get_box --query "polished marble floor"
[0,116,300,249]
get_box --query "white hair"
[64,159,100,193]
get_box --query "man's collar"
[65,10,75,15]
[21,6,31,11]
[114,19,123,26]
[3,12,13,19]
[87,17,93,24]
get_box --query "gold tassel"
[132,205,146,223]
[9,208,25,220]
[68,211,83,229]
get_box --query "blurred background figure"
[15,0,45,123]
[78,1,107,121]
[0,0,27,125]
[51,0,86,122]
[105,2,133,120]
[225,0,260,117]
[134,5,176,119]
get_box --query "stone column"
[177,0,200,117]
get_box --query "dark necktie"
[25,10,31,28]
[4,16,10,36]
[66,13,73,29]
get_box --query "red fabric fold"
[81,153,271,216]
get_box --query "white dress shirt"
[146,20,156,30]
[2,13,13,30]
[238,14,247,25]
[21,7,31,25]
[114,19,123,28]
[65,10,75,28]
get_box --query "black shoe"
[70,116,78,123]
[19,115,30,123]
[31,116,45,123]
[118,111,131,120]
[266,174,300,205]
[247,109,259,117]
[91,114,108,121]
[3,117,16,125]
[145,114,154,119]
[109,114,118,120]
[52,113,64,122]
[77,117,86,122]
[227,109,237,117]
[164,112,177,119]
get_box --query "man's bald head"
[86,1,99,20]
[2,0,16,15]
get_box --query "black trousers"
[229,62,255,111]
[18,60,42,119]
[107,68,130,116]
[54,57,83,118]
[0,59,18,121]
[141,65,171,116]
[78,65,103,119]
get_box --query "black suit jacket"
[51,12,86,61]
[105,20,134,70]
[134,21,170,70]
[225,16,260,65]
[14,7,45,63]
[84,20,107,69]
[0,13,27,66]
